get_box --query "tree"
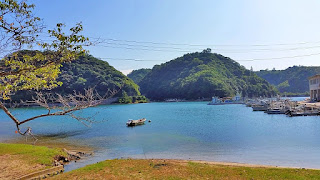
[202,48,211,53]
[118,91,132,104]
[0,0,102,138]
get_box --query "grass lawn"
[55,159,320,180]
[0,143,67,180]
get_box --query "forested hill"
[11,54,141,101]
[136,49,277,100]
[55,55,140,96]
[255,66,320,94]
[127,68,151,84]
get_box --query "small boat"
[266,108,286,114]
[252,104,268,111]
[126,118,146,126]
[208,96,244,105]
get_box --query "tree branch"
[0,101,20,125]
[19,106,85,125]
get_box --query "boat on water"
[266,108,286,114]
[251,100,270,111]
[252,104,268,111]
[126,118,146,126]
[208,92,244,105]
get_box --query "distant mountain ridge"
[129,49,277,100]
[255,66,320,94]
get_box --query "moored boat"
[126,118,146,126]
[208,92,244,105]
[252,104,268,111]
[266,108,286,114]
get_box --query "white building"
[309,74,320,101]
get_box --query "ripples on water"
[1,97,320,171]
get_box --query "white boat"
[266,108,286,114]
[126,118,146,126]
[208,92,244,105]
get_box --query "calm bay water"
[1,97,320,171]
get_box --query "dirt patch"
[154,159,319,170]
[152,163,168,169]
[0,154,46,180]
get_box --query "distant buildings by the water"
[309,74,320,101]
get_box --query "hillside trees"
[9,54,144,104]
[256,66,320,95]
[137,51,277,100]
[127,68,151,84]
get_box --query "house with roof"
[309,74,320,101]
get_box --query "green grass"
[54,159,320,180]
[0,143,67,166]
[1,143,319,179]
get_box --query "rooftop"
[309,74,320,79]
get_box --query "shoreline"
[4,140,319,170]
[54,158,320,179]
[2,138,94,155]
[167,159,319,170]
[2,142,320,179]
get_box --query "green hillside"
[55,55,140,96]
[127,68,151,84]
[255,66,320,95]
[137,49,277,100]
[11,54,142,102]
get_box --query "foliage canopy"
[0,0,91,135]
[135,50,277,100]
[256,66,320,94]
[127,68,151,84]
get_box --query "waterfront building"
[309,74,320,101]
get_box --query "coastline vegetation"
[117,91,149,104]
[281,91,310,97]
[10,53,142,103]
[54,159,320,180]
[256,66,320,95]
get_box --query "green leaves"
[0,0,42,50]
[0,1,90,100]
[0,51,62,99]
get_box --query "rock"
[53,160,61,166]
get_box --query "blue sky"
[32,0,320,74]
